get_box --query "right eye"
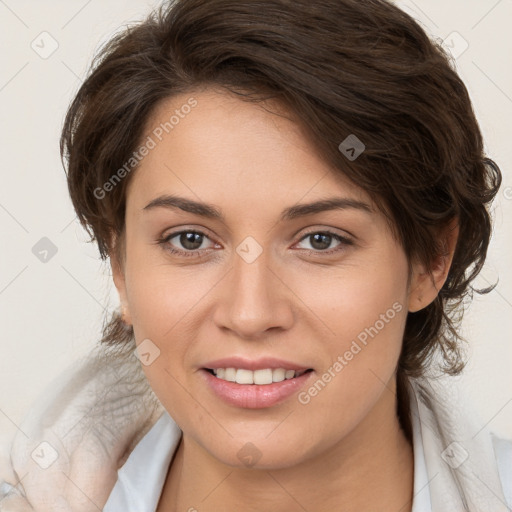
[158,230,218,258]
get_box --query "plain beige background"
[1,0,511,454]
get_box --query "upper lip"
[202,356,312,372]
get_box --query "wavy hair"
[60,0,501,440]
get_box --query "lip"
[200,368,314,409]
[202,356,311,372]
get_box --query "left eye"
[294,231,350,253]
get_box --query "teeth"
[253,369,272,385]
[224,367,237,382]
[236,368,254,384]
[210,367,308,384]
[272,368,286,382]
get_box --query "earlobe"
[110,246,132,325]
[407,218,459,313]
[120,303,132,326]
[111,254,125,293]
[407,272,429,313]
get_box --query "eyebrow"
[142,194,372,222]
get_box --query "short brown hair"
[60,0,501,439]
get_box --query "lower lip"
[200,369,314,409]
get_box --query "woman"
[1,0,510,510]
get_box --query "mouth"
[204,367,314,385]
[201,366,315,409]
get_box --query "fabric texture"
[0,338,510,511]
[0,341,164,511]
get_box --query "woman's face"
[114,88,424,469]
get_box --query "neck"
[159,385,414,512]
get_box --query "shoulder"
[491,433,512,508]
[0,342,165,509]
[103,412,182,511]
[409,376,512,510]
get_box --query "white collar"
[104,412,182,511]
[104,389,433,511]
[410,379,433,512]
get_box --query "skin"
[112,88,457,511]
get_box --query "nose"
[212,247,295,340]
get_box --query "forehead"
[127,88,374,213]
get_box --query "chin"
[200,435,315,471]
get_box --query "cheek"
[289,251,409,353]
[290,255,409,418]
[122,258,204,424]
[123,243,205,341]
[122,248,221,395]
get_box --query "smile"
[207,367,312,385]
[201,368,314,409]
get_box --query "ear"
[110,238,132,325]
[407,218,459,313]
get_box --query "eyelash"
[157,229,353,258]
